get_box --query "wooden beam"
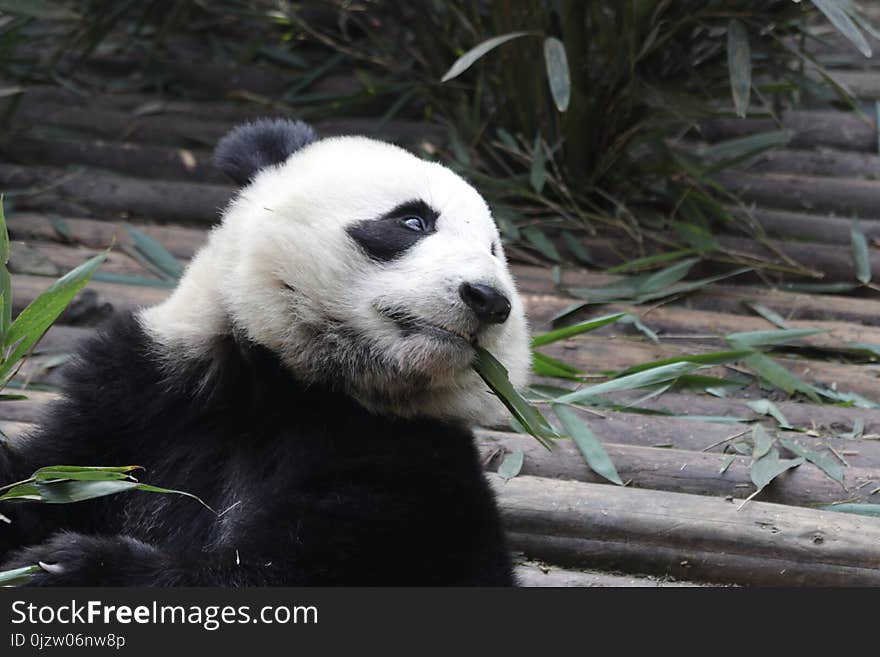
[492,474,880,586]
[479,431,880,505]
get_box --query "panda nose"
[459,282,511,325]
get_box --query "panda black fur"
[0,119,531,586]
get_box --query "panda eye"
[401,216,426,232]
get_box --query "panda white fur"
[0,119,531,586]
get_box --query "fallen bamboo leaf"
[496,449,524,481]
[779,438,845,486]
[553,404,623,485]
[747,399,793,430]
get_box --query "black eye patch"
[347,200,440,262]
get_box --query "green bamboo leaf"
[529,135,547,193]
[738,352,821,402]
[555,361,700,405]
[700,131,793,162]
[605,250,695,274]
[744,301,789,329]
[47,213,73,243]
[561,231,593,265]
[851,218,872,285]
[0,482,41,502]
[441,32,531,82]
[496,128,521,153]
[531,351,583,381]
[747,399,793,430]
[634,258,699,295]
[128,227,184,280]
[749,447,804,492]
[567,258,704,307]
[634,267,753,304]
[0,253,106,379]
[614,350,753,378]
[752,424,773,460]
[90,272,178,288]
[472,347,557,448]
[34,479,140,503]
[619,314,659,343]
[520,225,561,262]
[496,449,524,481]
[531,312,625,347]
[33,465,141,482]
[727,19,752,117]
[0,0,80,19]
[543,37,570,112]
[840,418,864,440]
[671,221,718,254]
[779,438,845,485]
[820,503,880,518]
[0,199,11,339]
[811,0,872,57]
[726,328,826,348]
[0,564,40,587]
[134,484,215,513]
[815,385,880,409]
[553,404,623,485]
[719,454,737,475]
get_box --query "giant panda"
[0,119,531,586]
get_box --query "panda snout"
[458,282,511,326]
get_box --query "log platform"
[2,30,880,587]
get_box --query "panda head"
[144,119,530,426]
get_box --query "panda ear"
[214,118,317,185]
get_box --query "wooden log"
[13,102,232,147]
[6,213,207,260]
[11,268,880,411]
[513,562,710,587]
[515,264,880,327]
[615,304,880,350]
[481,406,880,467]
[600,389,880,436]
[728,206,880,246]
[2,83,287,123]
[0,164,233,225]
[698,111,877,152]
[539,335,880,404]
[10,99,444,149]
[715,170,880,218]
[1,136,226,184]
[13,252,880,408]
[478,431,880,505]
[826,70,880,101]
[11,274,169,319]
[3,351,878,468]
[15,217,880,329]
[491,474,880,586]
[749,147,880,181]
[524,291,880,349]
[12,242,160,280]
[507,531,880,587]
[717,233,880,283]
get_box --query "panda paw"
[0,531,162,587]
